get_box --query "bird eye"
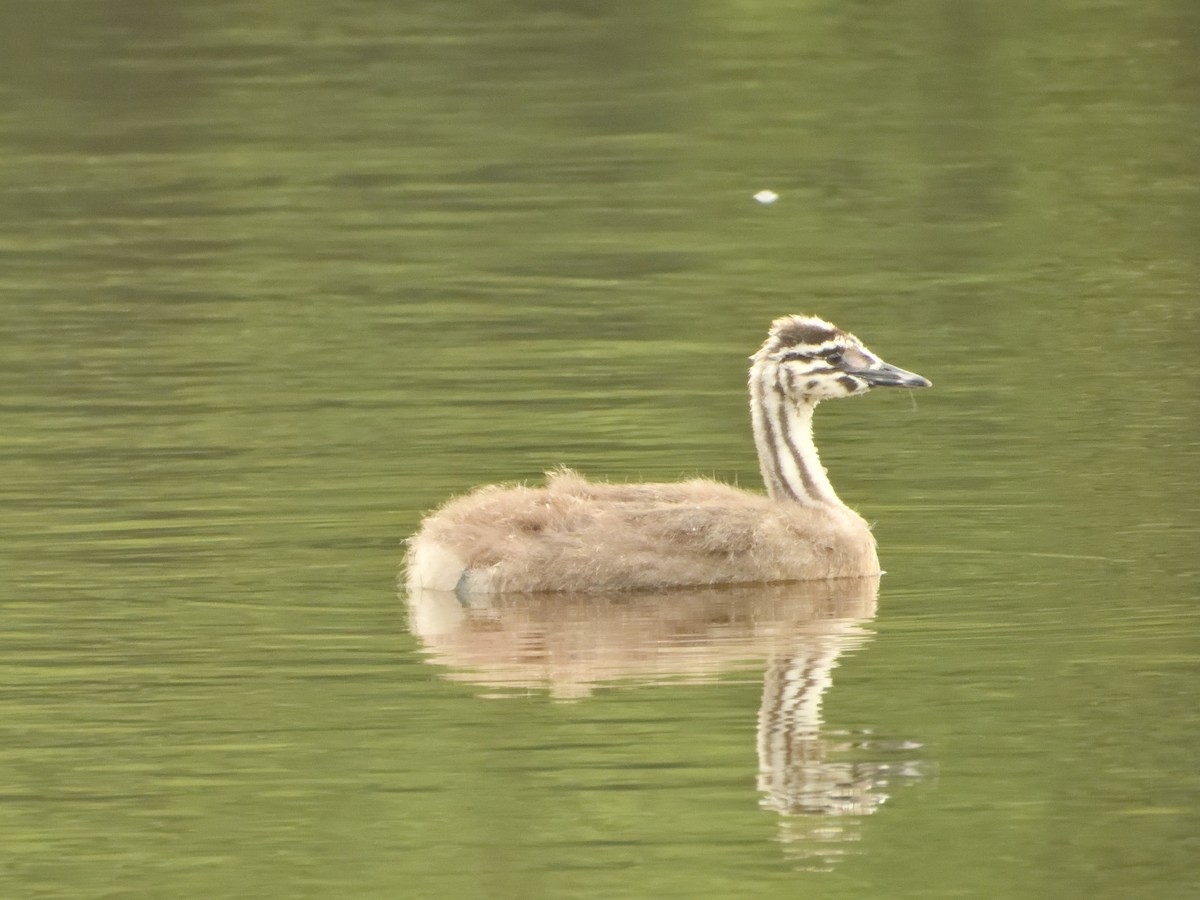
[825,352,844,366]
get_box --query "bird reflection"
[404,574,927,867]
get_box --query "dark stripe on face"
[782,366,796,396]
[779,359,839,375]
[837,375,859,392]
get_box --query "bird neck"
[749,365,844,508]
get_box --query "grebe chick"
[406,314,930,594]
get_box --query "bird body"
[407,315,929,594]
[409,468,877,593]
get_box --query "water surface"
[2,2,1198,898]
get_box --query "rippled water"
[2,2,1199,898]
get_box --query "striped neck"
[749,361,843,507]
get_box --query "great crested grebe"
[406,315,930,594]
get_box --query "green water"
[2,1,1198,897]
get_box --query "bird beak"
[852,361,931,389]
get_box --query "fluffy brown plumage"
[409,469,878,593]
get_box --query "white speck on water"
[753,190,779,204]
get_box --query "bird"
[405,314,930,594]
